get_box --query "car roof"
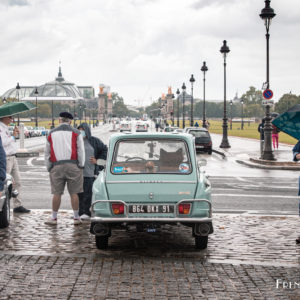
[110,132,194,143]
[186,127,208,132]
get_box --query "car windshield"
[189,130,209,138]
[111,138,191,174]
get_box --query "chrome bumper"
[91,199,212,223]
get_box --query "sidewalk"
[211,133,300,170]
[0,211,299,299]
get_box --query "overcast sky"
[0,0,299,106]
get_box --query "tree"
[275,93,300,113]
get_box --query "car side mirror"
[197,159,207,167]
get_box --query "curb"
[236,159,300,170]
[16,151,39,158]
[212,149,226,158]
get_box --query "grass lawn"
[169,119,297,145]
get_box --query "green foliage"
[275,93,300,113]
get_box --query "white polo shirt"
[0,121,17,156]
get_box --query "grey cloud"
[0,0,29,6]
[191,0,238,10]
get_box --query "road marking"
[26,157,35,166]
[213,193,298,199]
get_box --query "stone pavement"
[0,211,299,299]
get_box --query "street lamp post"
[230,100,233,130]
[171,93,175,126]
[189,75,195,127]
[79,104,82,124]
[260,0,276,160]
[219,40,231,148]
[73,100,76,127]
[182,83,186,129]
[201,61,208,128]
[34,87,38,127]
[176,88,180,127]
[51,100,54,129]
[241,100,244,130]
[16,83,20,126]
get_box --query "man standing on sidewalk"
[292,141,300,244]
[0,115,30,213]
[44,112,85,225]
[0,136,6,199]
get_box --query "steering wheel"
[125,157,146,162]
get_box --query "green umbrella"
[0,101,36,118]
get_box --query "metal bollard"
[19,123,25,149]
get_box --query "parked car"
[90,132,213,250]
[32,127,42,137]
[38,127,49,136]
[119,121,131,132]
[0,175,17,228]
[164,126,179,132]
[185,128,212,154]
[23,126,31,138]
[135,121,148,132]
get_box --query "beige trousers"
[6,156,22,208]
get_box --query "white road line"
[213,193,298,199]
[26,157,35,167]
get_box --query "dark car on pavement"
[185,128,212,154]
[0,175,17,228]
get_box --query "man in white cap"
[0,115,30,213]
[44,112,85,225]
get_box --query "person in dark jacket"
[0,136,6,198]
[77,123,108,220]
[292,142,300,244]
[258,118,265,140]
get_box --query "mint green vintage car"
[90,132,213,250]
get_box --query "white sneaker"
[45,218,57,225]
[74,218,82,225]
[80,214,91,221]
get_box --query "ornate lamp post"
[176,88,180,127]
[16,82,20,126]
[34,87,38,127]
[73,100,76,127]
[230,99,233,130]
[171,93,175,126]
[219,40,231,148]
[79,104,82,124]
[241,99,244,130]
[189,75,195,126]
[182,83,186,129]
[260,0,276,160]
[201,61,208,128]
[51,100,55,129]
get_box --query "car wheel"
[195,236,208,250]
[0,194,10,228]
[207,149,212,155]
[95,236,109,250]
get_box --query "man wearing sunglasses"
[0,115,30,213]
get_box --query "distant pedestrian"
[77,123,107,221]
[272,124,280,149]
[0,115,30,213]
[194,122,199,127]
[44,112,85,225]
[258,118,265,140]
[0,136,6,199]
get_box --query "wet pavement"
[0,211,299,299]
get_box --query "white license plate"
[129,204,174,213]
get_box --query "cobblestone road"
[0,211,299,299]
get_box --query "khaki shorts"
[50,163,83,195]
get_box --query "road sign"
[262,100,274,106]
[263,89,273,100]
